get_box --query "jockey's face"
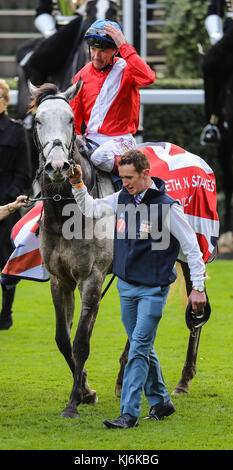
[90,46,116,70]
[119,164,151,195]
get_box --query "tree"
[164,0,210,78]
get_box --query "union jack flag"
[140,142,219,262]
[1,202,49,286]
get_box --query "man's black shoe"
[200,123,221,145]
[0,314,13,330]
[103,413,138,429]
[143,399,175,421]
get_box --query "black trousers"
[202,21,233,121]
[0,213,19,316]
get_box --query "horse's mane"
[29,83,60,112]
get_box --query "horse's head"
[29,79,82,183]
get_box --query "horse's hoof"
[60,406,80,418]
[115,384,122,398]
[172,386,189,395]
[82,390,98,405]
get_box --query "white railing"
[9,89,204,106]
[140,88,204,104]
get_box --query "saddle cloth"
[1,142,219,286]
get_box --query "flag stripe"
[3,249,43,276]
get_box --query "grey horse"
[30,79,116,418]
[29,80,213,418]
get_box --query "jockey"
[70,19,156,174]
[200,0,233,145]
[34,0,119,37]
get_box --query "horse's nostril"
[45,161,70,174]
[63,161,70,171]
[45,162,53,174]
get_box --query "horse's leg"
[61,268,103,418]
[115,339,130,397]
[172,261,202,395]
[50,276,76,375]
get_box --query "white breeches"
[89,134,137,172]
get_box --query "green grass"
[0,260,233,450]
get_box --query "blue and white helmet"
[84,19,121,49]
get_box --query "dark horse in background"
[200,42,233,253]
[215,73,233,253]
[16,3,119,184]
[19,80,216,418]
[16,15,87,182]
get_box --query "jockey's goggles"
[86,27,108,37]
[85,27,116,46]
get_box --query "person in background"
[200,0,233,144]
[0,196,28,222]
[68,150,206,429]
[34,0,119,37]
[0,80,31,331]
[70,20,155,174]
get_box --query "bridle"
[33,95,77,174]
[31,94,77,204]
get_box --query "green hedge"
[163,0,210,78]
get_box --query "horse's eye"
[70,117,74,123]
[35,118,41,125]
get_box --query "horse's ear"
[62,78,82,102]
[28,80,38,95]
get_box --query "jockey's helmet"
[84,19,121,49]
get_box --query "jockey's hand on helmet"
[68,164,83,184]
[104,24,126,48]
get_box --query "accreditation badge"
[138,220,152,239]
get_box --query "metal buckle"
[53,194,62,202]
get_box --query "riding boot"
[0,287,16,330]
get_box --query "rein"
[29,192,74,204]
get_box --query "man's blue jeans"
[117,278,170,419]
